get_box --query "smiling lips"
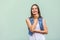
[33,11,37,15]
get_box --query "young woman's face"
[32,5,38,15]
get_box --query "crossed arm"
[26,18,48,34]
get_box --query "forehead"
[32,5,37,8]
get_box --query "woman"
[26,4,48,40]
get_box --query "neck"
[33,14,39,19]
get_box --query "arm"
[26,18,38,32]
[33,19,48,34]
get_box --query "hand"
[34,18,38,24]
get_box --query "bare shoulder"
[25,18,31,28]
[26,18,29,21]
[42,18,46,23]
[42,18,48,27]
[25,18,30,23]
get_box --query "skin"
[26,5,48,34]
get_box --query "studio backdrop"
[0,0,60,40]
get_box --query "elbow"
[43,30,48,34]
[45,31,48,34]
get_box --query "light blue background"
[0,0,60,40]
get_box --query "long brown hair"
[30,4,42,18]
